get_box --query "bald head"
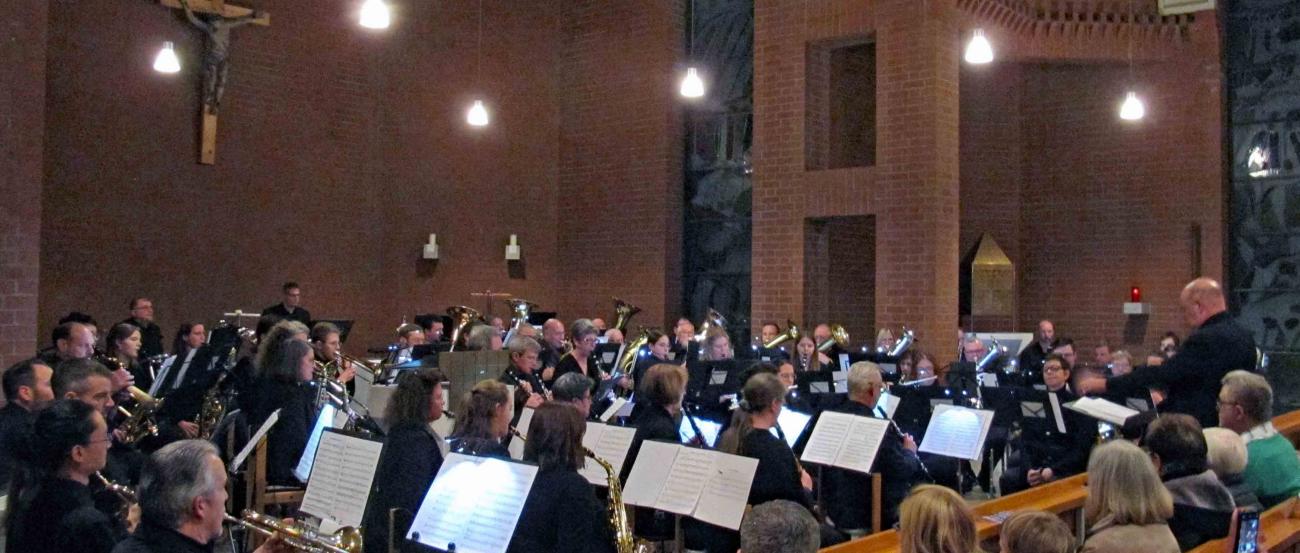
[542,319,566,349]
[1180,277,1227,327]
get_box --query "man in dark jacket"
[823,362,927,534]
[999,354,1096,495]
[1080,277,1256,428]
[112,440,289,553]
[0,358,55,493]
[1145,414,1236,551]
[260,281,312,326]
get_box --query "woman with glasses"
[999,353,1097,494]
[554,319,621,393]
[5,399,124,553]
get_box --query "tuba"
[226,509,362,553]
[887,326,916,357]
[817,324,849,353]
[503,298,537,343]
[763,319,800,349]
[611,298,641,334]
[693,308,727,342]
[975,337,1008,372]
[445,305,481,352]
[616,328,650,374]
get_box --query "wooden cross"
[158,0,270,165]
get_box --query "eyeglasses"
[84,436,112,446]
[1042,365,1066,373]
[1216,398,1238,408]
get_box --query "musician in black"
[554,319,606,388]
[702,328,733,361]
[364,369,448,553]
[153,323,212,395]
[623,363,686,540]
[1000,354,1096,495]
[112,439,290,553]
[1016,320,1058,387]
[449,379,512,457]
[670,317,696,361]
[104,323,149,391]
[5,399,123,553]
[0,359,54,494]
[38,320,96,367]
[310,322,356,386]
[538,318,567,383]
[792,335,828,372]
[509,402,616,553]
[823,362,926,534]
[552,372,595,419]
[118,297,165,360]
[500,335,547,423]
[260,281,311,326]
[243,337,317,485]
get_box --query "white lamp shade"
[153,42,181,73]
[679,67,705,98]
[964,29,994,64]
[1119,91,1146,121]
[467,100,490,127]
[360,0,391,29]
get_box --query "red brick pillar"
[874,0,961,362]
[0,1,47,377]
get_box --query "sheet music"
[300,430,384,528]
[1065,397,1139,426]
[692,452,758,530]
[230,409,279,473]
[835,416,890,474]
[293,404,340,483]
[775,408,812,449]
[918,404,994,460]
[407,453,538,553]
[600,397,629,422]
[801,411,853,466]
[579,423,637,486]
[622,440,679,507]
[508,407,534,460]
[654,446,715,515]
[1048,392,1067,433]
[879,391,901,419]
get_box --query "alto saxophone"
[196,371,230,440]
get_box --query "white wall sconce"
[505,234,521,261]
[423,233,439,260]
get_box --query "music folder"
[799,411,891,474]
[1063,396,1143,426]
[622,440,759,530]
[579,422,637,486]
[917,404,995,461]
[406,453,539,553]
[299,429,384,529]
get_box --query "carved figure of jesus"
[179,0,264,112]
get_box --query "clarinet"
[877,405,933,482]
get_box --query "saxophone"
[196,371,230,440]
[584,448,650,553]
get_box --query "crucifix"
[159,0,270,165]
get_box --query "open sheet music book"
[1065,396,1141,426]
[799,411,891,474]
[917,404,995,461]
[293,404,348,483]
[579,422,637,486]
[508,407,535,460]
[622,440,758,530]
[406,453,539,553]
[300,429,384,529]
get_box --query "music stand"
[527,312,556,326]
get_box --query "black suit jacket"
[1019,388,1096,476]
[823,400,926,530]
[0,402,34,494]
[7,477,123,553]
[1107,312,1256,428]
[260,303,312,326]
[363,422,444,553]
[1016,341,1055,387]
[507,468,615,553]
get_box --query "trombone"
[226,509,362,553]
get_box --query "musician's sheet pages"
[599,397,630,422]
[1064,396,1140,426]
[508,407,535,460]
[800,411,890,474]
[774,408,813,449]
[579,422,637,486]
[917,404,995,460]
[622,440,758,530]
[230,408,279,473]
[293,404,342,483]
[406,453,538,553]
[300,429,384,528]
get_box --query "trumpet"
[226,509,362,553]
[817,324,849,353]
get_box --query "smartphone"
[1234,509,1260,553]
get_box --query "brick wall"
[0,1,47,374]
[554,0,683,331]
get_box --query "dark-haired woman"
[363,369,448,553]
[104,323,146,391]
[244,338,317,486]
[508,402,615,553]
[5,399,123,553]
[632,330,673,387]
[448,379,512,458]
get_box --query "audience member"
[898,485,976,553]
[1080,440,1178,553]
[999,510,1073,553]
[1218,369,1300,507]
[739,499,819,553]
[1144,414,1235,550]
[1203,427,1262,512]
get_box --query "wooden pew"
[820,473,1089,553]
[1274,409,1300,449]
[1187,498,1300,553]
